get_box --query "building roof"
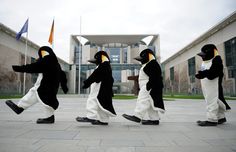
[162,11,236,64]
[72,34,159,46]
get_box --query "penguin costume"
[5,46,68,124]
[195,44,231,126]
[122,49,165,125]
[76,51,116,125]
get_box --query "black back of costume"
[144,60,165,110]
[83,51,116,115]
[12,46,68,110]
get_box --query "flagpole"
[23,21,29,95]
[78,16,82,95]
[52,17,54,49]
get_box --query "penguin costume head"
[38,46,58,63]
[134,48,156,64]
[88,51,110,65]
[197,44,219,61]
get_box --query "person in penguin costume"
[122,48,165,125]
[5,46,68,124]
[196,44,231,126]
[76,51,116,125]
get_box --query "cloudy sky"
[0,0,235,63]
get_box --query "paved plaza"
[0,96,236,152]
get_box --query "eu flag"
[16,19,28,40]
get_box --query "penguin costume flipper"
[143,60,163,90]
[83,66,103,89]
[12,60,45,73]
[205,56,224,80]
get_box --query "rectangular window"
[188,57,195,76]
[224,37,236,78]
[123,47,128,63]
[188,57,196,83]
[170,67,174,81]
[31,57,38,82]
[107,48,120,63]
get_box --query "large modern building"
[162,11,236,96]
[69,34,160,94]
[0,23,70,95]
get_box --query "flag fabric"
[16,19,29,40]
[48,20,54,45]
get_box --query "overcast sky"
[0,0,236,63]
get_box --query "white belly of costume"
[86,82,115,117]
[200,60,226,121]
[137,66,159,111]
[200,61,219,104]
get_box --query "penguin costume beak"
[88,58,97,64]
[197,51,206,58]
[88,59,98,65]
[134,56,143,62]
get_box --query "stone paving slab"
[0,97,235,152]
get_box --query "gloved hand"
[82,81,90,89]
[62,86,68,94]
[12,65,21,72]
[195,70,207,79]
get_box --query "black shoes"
[197,120,217,126]
[37,115,55,124]
[122,114,141,123]
[218,118,227,124]
[91,120,108,125]
[197,117,227,126]
[122,114,160,125]
[76,117,108,125]
[76,116,96,123]
[5,100,24,114]
[142,120,159,125]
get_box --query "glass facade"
[74,46,80,64]
[76,44,141,94]
[107,47,120,63]
[104,46,130,83]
